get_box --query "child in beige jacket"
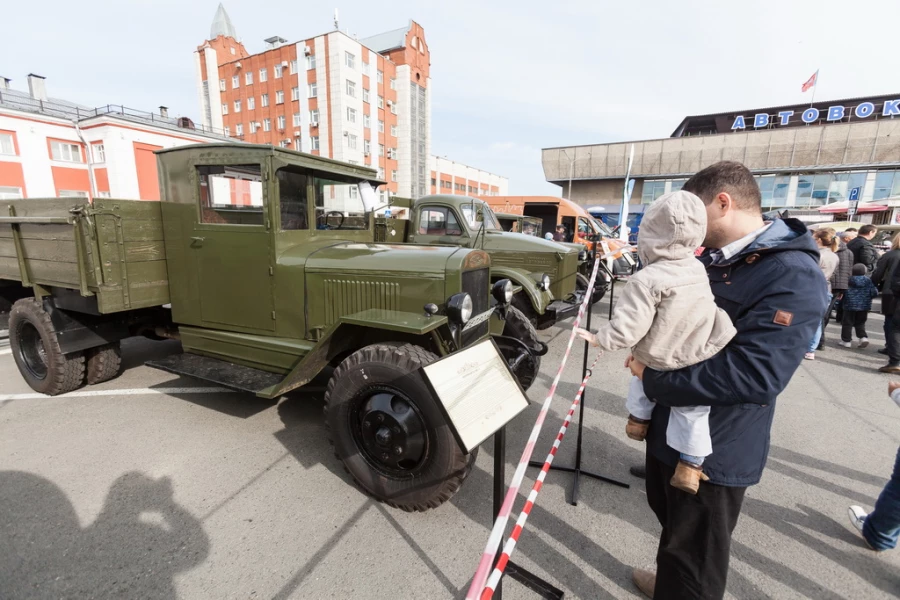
[576,190,736,493]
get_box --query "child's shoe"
[859,337,869,348]
[625,415,650,441]
[670,460,709,494]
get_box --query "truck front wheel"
[324,343,476,512]
[9,299,85,396]
[496,306,543,391]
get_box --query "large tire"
[576,272,607,305]
[511,292,539,326]
[85,342,123,385]
[9,299,85,396]
[497,306,542,391]
[324,343,476,512]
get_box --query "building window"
[362,61,369,74]
[275,64,284,78]
[292,86,300,101]
[280,139,291,148]
[641,180,666,204]
[363,114,370,129]
[377,96,384,109]
[390,78,396,90]
[232,75,239,89]
[247,97,255,110]
[364,139,371,155]
[259,68,267,82]
[390,102,397,115]
[289,60,298,74]
[245,71,253,85]
[829,172,867,203]
[347,107,357,123]
[391,170,398,182]
[250,122,259,134]
[263,118,271,131]
[346,80,356,97]
[310,109,319,124]
[96,191,111,198]
[219,79,226,91]
[235,123,243,136]
[277,115,286,129]
[347,134,358,149]
[874,171,900,200]
[378,167,385,179]
[59,190,89,198]
[224,126,230,136]
[390,124,397,137]
[345,52,355,68]
[377,70,383,84]
[308,82,317,98]
[378,144,385,157]
[293,113,301,127]
[362,88,370,103]
[0,186,23,199]
[234,99,241,113]
[92,143,105,163]
[276,90,284,104]
[261,93,269,107]
[50,141,82,163]
[378,120,384,133]
[306,54,317,70]
[311,136,320,150]
[796,173,836,206]
[221,103,228,115]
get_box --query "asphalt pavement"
[1,301,899,599]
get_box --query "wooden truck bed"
[0,199,170,314]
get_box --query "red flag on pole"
[801,71,818,93]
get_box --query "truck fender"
[258,311,451,399]
[489,266,550,315]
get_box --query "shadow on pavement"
[0,471,209,600]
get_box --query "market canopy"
[818,199,888,214]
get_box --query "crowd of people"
[576,162,899,599]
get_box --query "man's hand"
[626,355,647,380]
[889,381,900,397]
[573,327,598,347]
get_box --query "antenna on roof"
[334,8,339,30]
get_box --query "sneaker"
[879,363,900,374]
[859,337,870,349]
[839,341,853,348]
[804,352,815,360]
[848,506,879,551]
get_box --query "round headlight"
[447,293,473,324]
[492,279,513,304]
[540,274,551,291]
[578,250,588,262]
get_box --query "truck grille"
[550,252,579,300]
[323,279,400,325]
[461,267,489,346]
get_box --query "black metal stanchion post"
[492,429,564,599]
[608,276,615,321]
[529,238,629,505]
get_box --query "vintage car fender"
[489,265,552,315]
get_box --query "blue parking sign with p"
[849,187,860,201]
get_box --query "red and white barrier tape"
[464,245,614,599]
[480,353,602,599]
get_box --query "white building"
[429,155,508,197]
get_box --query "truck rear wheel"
[324,343,476,512]
[576,272,607,304]
[497,306,543,391]
[9,299,85,396]
[86,342,123,385]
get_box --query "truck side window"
[418,207,461,236]
[276,169,309,230]
[197,165,264,225]
[312,174,368,230]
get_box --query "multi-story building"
[543,93,900,225]
[195,5,506,201]
[429,155,507,197]
[0,74,230,200]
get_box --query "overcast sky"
[3,0,899,194]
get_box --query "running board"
[146,353,283,395]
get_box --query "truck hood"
[480,230,579,256]
[282,240,466,276]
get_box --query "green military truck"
[376,195,586,330]
[0,143,543,512]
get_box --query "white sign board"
[423,339,530,453]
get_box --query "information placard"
[423,339,530,453]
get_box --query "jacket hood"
[716,218,820,266]
[637,190,706,265]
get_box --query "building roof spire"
[210,3,238,40]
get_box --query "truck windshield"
[461,204,501,232]
[313,175,369,230]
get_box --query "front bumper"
[537,289,586,329]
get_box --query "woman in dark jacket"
[829,235,854,328]
[872,233,900,353]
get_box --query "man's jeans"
[863,446,900,551]
[808,294,832,352]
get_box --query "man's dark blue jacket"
[642,218,828,486]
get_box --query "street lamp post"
[562,148,575,200]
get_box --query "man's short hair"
[845,227,858,232]
[682,161,762,213]
[859,224,877,236]
[556,224,565,230]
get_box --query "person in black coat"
[872,234,900,354]
[847,224,880,274]
[831,235,854,326]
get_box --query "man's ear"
[716,192,733,213]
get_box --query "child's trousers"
[625,376,713,457]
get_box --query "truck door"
[190,164,275,332]
[407,205,467,246]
